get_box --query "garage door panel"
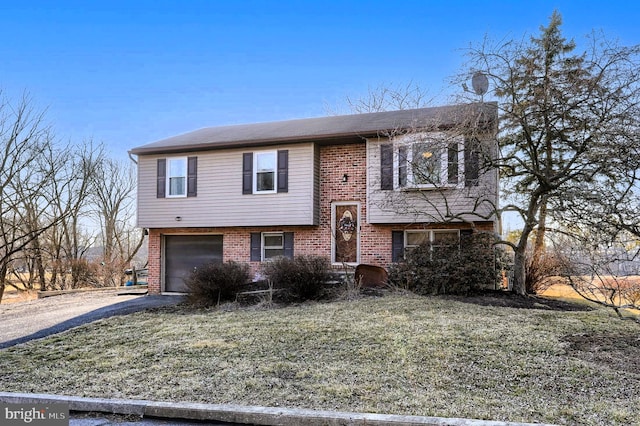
[165,235,223,292]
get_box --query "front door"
[332,202,360,264]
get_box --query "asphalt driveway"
[0,290,184,349]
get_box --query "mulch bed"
[445,289,593,311]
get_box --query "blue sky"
[1,1,638,159]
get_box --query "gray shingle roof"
[129,102,496,155]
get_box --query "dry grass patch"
[543,282,640,317]
[1,294,639,425]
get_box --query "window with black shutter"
[250,231,294,261]
[157,159,166,198]
[391,231,405,262]
[243,150,289,194]
[464,137,480,187]
[187,156,197,197]
[380,144,393,190]
[277,150,288,193]
[157,157,197,198]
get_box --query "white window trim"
[253,150,277,194]
[262,231,284,261]
[394,133,464,190]
[166,157,188,198]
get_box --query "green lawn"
[1,293,639,425]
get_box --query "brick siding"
[146,143,495,293]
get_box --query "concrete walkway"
[0,392,559,426]
[0,290,184,349]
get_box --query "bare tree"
[458,10,640,295]
[40,141,103,290]
[4,139,102,298]
[344,81,435,113]
[90,157,145,287]
[0,92,61,302]
[552,230,640,321]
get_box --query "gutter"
[128,151,138,164]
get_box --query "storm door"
[332,202,360,264]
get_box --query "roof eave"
[128,131,384,156]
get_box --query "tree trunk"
[512,246,527,296]
[32,236,47,292]
[512,216,536,296]
[527,197,548,294]
[0,265,7,304]
[533,197,547,256]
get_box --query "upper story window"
[167,157,187,197]
[242,150,288,195]
[380,133,479,191]
[254,151,277,193]
[156,157,197,199]
[402,136,463,189]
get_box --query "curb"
[0,392,559,426]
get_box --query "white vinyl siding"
[137,143,317,228]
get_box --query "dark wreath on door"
[333,203,359,263]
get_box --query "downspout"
[128,151,138,165]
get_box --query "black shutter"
[392,231,405,262]
[243,153,253,194]
[448,145,459,184]
[250,232,261,261]
[464,137,480,187]
[380,144,393,190]
[277,150,288,193]
[156,159,166,198]
[460,229,473,249]
[187,156,197,197]
[283,232,294,258]
[398,146,407,187]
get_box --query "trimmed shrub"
[262,255,334,302]
[388,232,502,296]
[185,261,250,306]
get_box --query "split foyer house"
[129,103,499,293]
